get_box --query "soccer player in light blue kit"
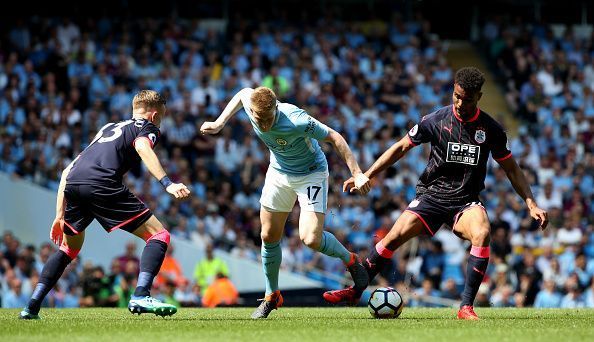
[200,86,370,318]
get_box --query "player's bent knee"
[132,215,167,241]
[471,227,491,246]
[399,210,419,227]
[300,234,320,249]
[260,230,277,243]
[388,212,419,238]
[59,244,81,260]
[147,229,171,245]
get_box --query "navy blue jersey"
[406,105,511,203]
[67,118,160,185]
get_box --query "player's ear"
[477,91,482,101]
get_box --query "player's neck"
[453,105,480,122]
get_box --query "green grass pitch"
[2,307,593,342]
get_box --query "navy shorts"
[404,195,486,236]
[63,183,152,235]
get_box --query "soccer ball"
[367,287,404,319]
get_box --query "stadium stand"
[1,7,593,308]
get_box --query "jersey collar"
[274,102,280,124]
[452,104,480,123]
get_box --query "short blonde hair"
[250,87,277,113]
[132,90,166,110]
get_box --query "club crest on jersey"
[276,138,287,146]
[409,124,419,136]
[148,133,157,145]
[474,129,486,144]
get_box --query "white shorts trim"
[260,167,328,213]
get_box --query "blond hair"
[132,90,166,110]
[250,87,277,112]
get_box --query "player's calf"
[24,246,79,317]
[133,226,170,298]
[346,253,369,292]
[460,245,490,308]
[363,241,393,281]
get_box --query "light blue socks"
[262,241,282,295]
[318,231,351,264]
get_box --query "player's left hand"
[50,217,65,246]
[343,174,371,195]
[166,183,191,199]
[529,206,548,230]
[342,177,355,193]
[200,121,224,135]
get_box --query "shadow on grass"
[179,315,454,321]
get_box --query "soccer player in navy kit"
[20,90,190,319]
[324,67,548,320]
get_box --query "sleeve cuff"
[133,136,154,149]
[494,152,512,162]
[406,134,417,146]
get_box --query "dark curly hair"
[454,67,485,92]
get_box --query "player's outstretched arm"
[50,157,78,245]
[498,156,548,229]
[324,129,370,194]
[366,135,414,179]
[200,87,254,135]
[134,137,191,199]
[343,135,415,193]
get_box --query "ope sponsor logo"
[450,143,478,153]
[446,142,480,165]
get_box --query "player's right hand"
[50,217,64,246]
[529,205,549,230]
[166,183,191,199]
[200,121,223,135]
[354,173,371,195]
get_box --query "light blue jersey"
[246,102,329,175]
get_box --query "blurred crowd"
[1,12,593,308]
